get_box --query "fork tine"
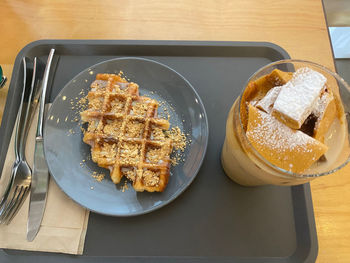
[5,186,30,225]
[0,186,22,223]
[0,185,12,208]
[0,176,16,211]
[6,187,29,224]
[2,186,24,223]
[0,185,19,221]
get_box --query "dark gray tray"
[0,40,317,263]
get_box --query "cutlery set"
[0,49,55,241]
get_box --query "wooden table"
[1,0,349,262]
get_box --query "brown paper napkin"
[0,106,89,254]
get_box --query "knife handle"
[36,49,55,138]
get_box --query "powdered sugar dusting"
[247,110,316,153]
[256,85,282,113]
[273,67,327,127]
[312,91,332,117]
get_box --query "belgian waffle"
[81,73,173,192]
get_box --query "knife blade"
[27,49,55,242]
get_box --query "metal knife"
[27,49,55,242]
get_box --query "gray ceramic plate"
[43,57,208,216]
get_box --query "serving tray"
[0,40,317,263]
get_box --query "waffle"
[81,73,173,192]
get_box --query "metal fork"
[0,57,37,224]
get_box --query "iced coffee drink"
[221,60,350,186]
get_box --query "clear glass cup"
[221,59,350,186]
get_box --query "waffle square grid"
[81,73,173,192]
